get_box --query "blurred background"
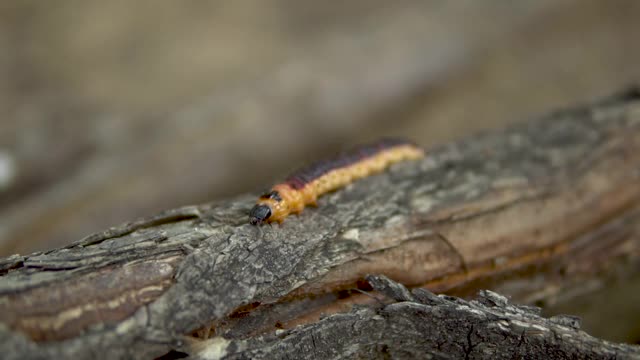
[1,0,639,342]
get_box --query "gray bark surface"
[195,275,639,359]
[1,90,640,359]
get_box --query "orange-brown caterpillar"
[249,138,424,225]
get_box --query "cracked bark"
[1,90,640,359]
[193,276,639,359]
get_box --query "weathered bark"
[190,275,638,359]
[1,90,640,359]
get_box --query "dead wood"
[1,89,640,359]
[189,275,639,359]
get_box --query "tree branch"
[1,89,640,359]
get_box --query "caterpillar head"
[249,204,272,225]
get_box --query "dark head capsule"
[249,204,272,225]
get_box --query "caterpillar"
[249,138,424,225]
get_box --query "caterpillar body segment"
[249,138,424,225]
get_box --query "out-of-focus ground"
[0,0,639,342]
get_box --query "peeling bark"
[1,90,640,359]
